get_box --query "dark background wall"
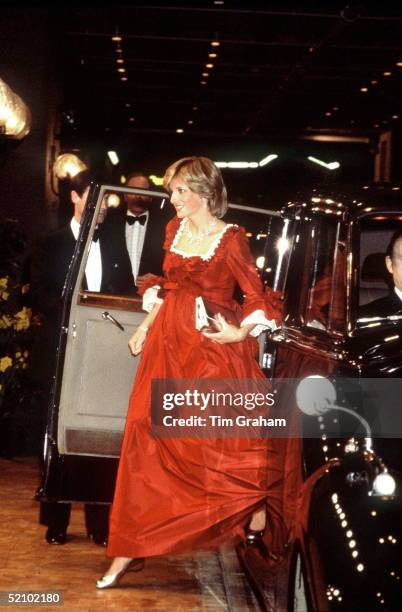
[0,9,59,236]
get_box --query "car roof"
[284,184,402,220]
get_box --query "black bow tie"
[126,214,147,226]
[92,228,100,242]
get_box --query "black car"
[239,185,402,611]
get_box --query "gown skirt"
[107,219,291,558]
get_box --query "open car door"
[38,182,279,504]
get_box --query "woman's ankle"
[248,508,266,532]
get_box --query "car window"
[304,219,346,333]
[358,220,402,308]
[224,205,281,276]
[77,192,280,301]
[78,188,171,299]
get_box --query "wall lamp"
[0,78,31,139]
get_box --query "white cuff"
[142,285,163,313]
[240,309,277,337]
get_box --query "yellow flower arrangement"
[0,277,9,302]
[0,356,13,372]
[13,307,32,331]
[1,219,42,455]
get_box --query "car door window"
[304,220,346,333]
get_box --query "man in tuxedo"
[37,172,134,299]
[105,172,169,295]
[359,230,402,318]
[32,169,130,545]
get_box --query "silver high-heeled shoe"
[96,558,145,589]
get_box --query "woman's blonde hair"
[163,156,228,218]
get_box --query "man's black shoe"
[88,531,108,547]
[46,527,67,544]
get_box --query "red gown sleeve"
[225,226,284,330]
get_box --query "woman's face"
[169,175,205,219]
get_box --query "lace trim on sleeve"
[142,285,163,313]
[240,309,278,337]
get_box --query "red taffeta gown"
[107,217,285,558]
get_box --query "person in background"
[359,230,402,318]
[31,169,130,545]
[104,172,169,294]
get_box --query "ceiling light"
[149,174,164,186]
[111,36,122,42]
[192,106,198,111]
[125,103,131,107]
[383,71,392,76]
[371,80,378,85]
[187,120,194,125]
[206,63,214,69]
[200,81,207,85]
[308,156,340,170]
[118,68,126,73]
[202,72,209,77]
[259,154,278,167]
[392,115,399,119]
[360,87,368,92]
[121,77,128,81]
[129,117,135,122]
[211,41,220,47]
[215,161,258,169]
[303,134,369,143]
[176,128,184,133]
[209,53,217,58]
[107,150,119,165]
[116,59,124,64]
[325,112,332,116]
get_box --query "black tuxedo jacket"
[31,223,134,312]
[103,205,171,294]
[359,290,402,319]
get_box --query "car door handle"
[102,311,125,331]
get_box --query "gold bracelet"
[139,326,149,333]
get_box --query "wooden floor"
[0,457,261,612]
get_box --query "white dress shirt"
[395,287,402,302]
[70,217,102,292]
[125,210,149,282]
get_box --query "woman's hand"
[201,313,250,344]
[128,326,148,355]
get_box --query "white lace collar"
[170,217,236,261]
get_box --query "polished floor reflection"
[0,458,260,611]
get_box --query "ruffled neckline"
[170,217,238,261]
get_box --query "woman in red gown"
[97,157,284,588]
